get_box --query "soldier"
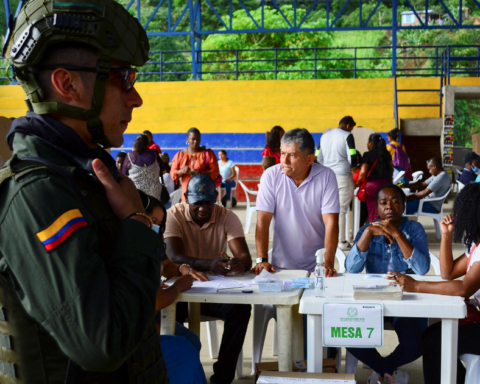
[0,0,168,382]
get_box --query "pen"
[221,252,233,270]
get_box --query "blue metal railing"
[2,44,480,83]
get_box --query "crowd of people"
[0,0,478,383]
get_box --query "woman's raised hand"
[440,214,455,234]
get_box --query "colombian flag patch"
[36,209,88,252]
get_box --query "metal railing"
[2,44,480,83]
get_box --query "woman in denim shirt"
[345,184,430,384]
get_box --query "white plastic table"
[161,269,308,371]
[299,273,466,384]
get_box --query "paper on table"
[208,275,248,289]
[178,280,221,293]
[257,376,355,383]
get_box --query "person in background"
[390,182,480,384]
[459,152,480,185]
[218,149,237,208]
[143,129,161,154]
[346,184,430,384]
[123,134,165,202]
[356,133,393,223]
[386,128,412,181]
[116,151,126,172]
[253,128,340,276]
[262,156,276,171]
[139,192,208,384]
[262,125,285,164]
[406,157,450,215]
[160,152,175,195]
[170,127,220,202]
[165,174,252,384]
[317,115,358,249]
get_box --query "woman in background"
[262,126,285,164]
[356,133,393,223]
[218,149,236,208]
[170,128,219,202]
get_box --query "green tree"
[455,100,480,147]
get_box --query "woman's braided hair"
[453,182,480,252]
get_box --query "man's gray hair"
[281,128,315,155]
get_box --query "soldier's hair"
[452,182,480,252]
[281,128,315,155]
[32,42,98,101]
[133,134,149,152]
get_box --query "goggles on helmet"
[35,65,138,91]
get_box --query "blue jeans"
[406,199,438,215]
[347,316,428,376]
[222,180,235,199]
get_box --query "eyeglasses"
[35,64,138,91]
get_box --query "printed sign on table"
[322,303,383,348]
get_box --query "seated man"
[405,157,450,214]
[345,184,430,384]
[459,152,480,185]
[165,174,252,384]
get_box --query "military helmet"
[2,0,150,147]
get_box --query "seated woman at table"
[140,192,208,384]
[345,184,430,384]
[390,182,480,384]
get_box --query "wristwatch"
[256,257,268,264]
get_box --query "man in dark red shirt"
[143,130,161,153]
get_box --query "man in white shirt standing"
[317,116,358,249]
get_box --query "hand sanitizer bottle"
[314,249,326,297]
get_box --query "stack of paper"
[353,284,403,300]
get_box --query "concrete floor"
[196,196,465,384]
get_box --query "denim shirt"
[345,217,430,275]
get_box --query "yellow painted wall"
[1,77,480,133]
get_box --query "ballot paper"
[365,274,388,279]
[257,377,355,383]
[208,275,248,290]
[353,284,403,300]
[187,280,221,293]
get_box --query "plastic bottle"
[314,249,326,297]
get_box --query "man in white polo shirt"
[317,116,358,249]
[252,128,340,276]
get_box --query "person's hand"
[324,261,337,277]
[440,214,455,234]
[223,257,245,275]
[180,166,191,176]
[250,262,276,275]
[386,272,417,292]
[355,180,361,188]
[92,159,145,222]
[172,274,194,293]
[366,225,394,244]
[209,257,233,276]
[188,269,209,282]
[371,220,400,239]
[406,195,414,202]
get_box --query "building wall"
[1,76,479,200]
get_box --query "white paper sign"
[322,303,383,348]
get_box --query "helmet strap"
[20,54,113,148]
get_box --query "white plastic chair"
[251,248,346,374]
[169,189,182,206]
[238,181,259,234]
[429,252,441,275]
[404,186,452,240]
[204,317,244,378]
[457,180,465,193]
[219,166,239,202]
[393,169,405,185]
[411,171,423,183]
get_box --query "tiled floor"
[194,196,465,384]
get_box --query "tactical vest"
[0,159,168,384]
